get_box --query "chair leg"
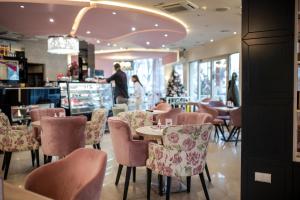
[2,152,6,171]
[115,164,123,185]
[199,173,210,200]
[217,125,226,140]
[132,167,136,183]
[47,156,52,163]
[235,128,241,146]
[123,167,132,200]
[158,174,163,196]
[30,150,35,167]
[4,152,12,180]
[147,168,152,200]
[96,143,101,150]
[186,176,191,193]
[166,177,172,200]
[214,125,219,140]
[205,163,211,182]
[93,144,97,149]
[35,149,40,167]
[44,155,48,164]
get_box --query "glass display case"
[59,82,113,115]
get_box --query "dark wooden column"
[241,0,296,199]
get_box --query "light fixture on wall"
[47,35,79,55]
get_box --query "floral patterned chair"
[0,112,40,180]
[117,111,153,139]
[85,109,107,149]
[146,124,213,200]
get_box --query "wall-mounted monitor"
[0,60,19,81]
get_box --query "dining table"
[3,182,52,200]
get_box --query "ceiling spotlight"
[107,43,111,46]
[146,41,150,45]
[164,34,168,37]
[162,44,166,48]
[120,47,124,50]
[20,5,25,8]
[210,39,214,42]
[112,11,117,15]
[201,6,207,10]
[154,24,159,27]
[233,31,237,35]
[49,18,55,23]
[86,30,91,34]
[96,40,100,44]
[131,27,136,31]
[113,44,117,47]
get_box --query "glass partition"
[212,58,227,102]
[189,61,198,101]
[199,61,211,100]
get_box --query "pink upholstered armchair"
[177,112,213,125]
[117,111,153,139]
[40,116,86,163]
[146,124,213,200]
[0,113,39,180]
[108,117,149,200]
[156,108,182,125]
[153,102,172,111]
[25,148,107,200]
[85,109,107,149]
[30,108,65,141]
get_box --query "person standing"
[100,63,129,104]
[131,75,144,110]
[227,72,240,106]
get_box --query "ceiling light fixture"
[49,18,55,23]
[113,44,117,47]
[47,35,79,55]
[96,40,100,44]
[86,30,91,34]
[20,5,25,8]
[154,24,159,27]
[164,34,168,37]
[233,31,237,35]
[146,41,150,45]
[201,6,207,10]
[210,39,214,42]
[112,11,117,15]
[131,27,136,31]
[162,44,166,48]
[107,43,111,46]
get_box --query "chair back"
[91,109,107,133]
[30,108,65,122]
[177,112,213,125]
[162,124,213,176]
[156,108,182,125]
[41,116,87,157]
[197,104,218,119]
[108,117,132,165]
[230,107,241,127]
[155,103,172,111]
[25,148,107,200]
[0,112,11,133]
[117,111,153,134]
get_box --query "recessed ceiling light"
[112,11,117,15]
[120,47,124,50]
[113,44,117,47]
[201,6,207,10]
[210,39,214,42]
[162,44,166,48]
[20,5,25,8]
[146,41,150,45]
[154,24,159,27]
[164,34,168,37]
[96,40,100,44]
[131,27,136,31]
[86,30,91,34]
[233,31,237,35]
[107,43,111,46]
[49,18,54,23]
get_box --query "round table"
[136,125,164,142]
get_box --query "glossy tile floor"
[2,132,241,200]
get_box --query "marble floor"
[3,133,241,200]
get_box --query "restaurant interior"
[0,0,299,200]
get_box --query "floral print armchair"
[146,124,213,200]
[117,111,153,139]
[85,109,107,149]
[0,112,40,179]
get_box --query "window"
[189,61,198,101]
[173,63,183,82]
[199,61,211,100]
[229,53,240,87]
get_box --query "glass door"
[199,61,211,100]
[212,58,228,102]
[189,61,199,101]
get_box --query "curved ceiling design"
[0,1,187,49]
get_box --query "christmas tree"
[166,70,185,97]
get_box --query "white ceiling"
[114,0,241,50]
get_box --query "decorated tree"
[166,70,185,97]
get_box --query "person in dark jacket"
[227,72,240,106]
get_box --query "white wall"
[21,39,68,81]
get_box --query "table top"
[31,121,41,128]
[214,106,239,112]
[136,125,164,138]
[4,182,52,200]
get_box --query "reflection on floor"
[2,133,241,200]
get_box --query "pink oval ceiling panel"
[0,2,83,36]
